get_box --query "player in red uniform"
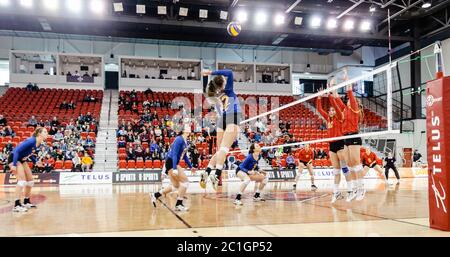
[334,69,365,201]
[317,83,353,203]
[293,144,317,191]
[361,147,388,183]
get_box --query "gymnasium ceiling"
[0,0,449,54]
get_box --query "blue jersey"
[12,136,37,166]
[166,136,193,170]
[238,153,261,173]
[211,69,242,116]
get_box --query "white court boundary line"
[239,62,398,124]
[230,130,400,153]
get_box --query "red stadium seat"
[64,161,73,170]
[145,160,153,169]
[54,161,63,170]
[153,160,161,169]
[136,160,144,169]
[119,160,127,169]
[127,160,136,169]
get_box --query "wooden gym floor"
[0,178,449,237]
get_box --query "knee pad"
[353,164,363,173]
[333,169,341,176]
[219,147,229,154]
[26,181,34,187]
[242,176,251,186]
[180,181,189,189]
[341,166,349,174]
[17,180,27,187]
[262,176,269,184]
[340,160,347,167]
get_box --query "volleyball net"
[232,42,446,155]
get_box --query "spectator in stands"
[74,70,80,77]
[0,152,8,172]
[286,153,296,169]
[254,132,262,143]
[143,147,152,161]
[32,83,39,91]
[67,100,76,110]
[65,149,75,161]
[43,154,55,173]
[84,135,95,150]
[51,116,60,127]
[131,103,139,114]
[143,99,150,108]
[118,136,126,148]
[3,140,13,155]
[53,129,64,142]
[83,72,90,77]
[49,126,58,136]
[0,114,7,126]
[191,148,200,168]
[81,153,93,172]
[126,148,136,161]
[44,71,50,75]
[266,149,275,164]
[144,88,153,95]
[84,112,93,123]
[60,101,68,110]
[54,149,64,161]
[72,153,82,172]
[26,82,33,91]
[315,148,328,159]
[135,146,144,160]
[28,115,38,128]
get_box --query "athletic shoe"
[199,171,208,189]
[233,199,243,206]
[346,190,357,202]
[150,193,157,208]
[12,205,28,213]
[311,184,318,191]
[253,196,266,202]
[209,174,219,191]
[175,205,189,212]
[23,203,36,209]
[331,192,343,204]
[356,188,366,201]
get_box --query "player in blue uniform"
[201,69,243,191]
[151,125,196,211]
[234,143,268,205]
[8,127,48,212]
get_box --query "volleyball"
[227,22,241,37]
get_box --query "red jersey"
[361,151,378,166]
[298,148,314,163]
[335,89,360,134]
[316,95,344,140]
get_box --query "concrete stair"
[93,90,119,172]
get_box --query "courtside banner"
[4,173,59,185]
[112,171,161,184]
[59,172,112,185]
[426,76,450,231]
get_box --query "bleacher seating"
[0,88,103,171]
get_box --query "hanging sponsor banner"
[112,171,161,184]
[66,75,94,83]
[4,173,60,185]
[59,172,112,185]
